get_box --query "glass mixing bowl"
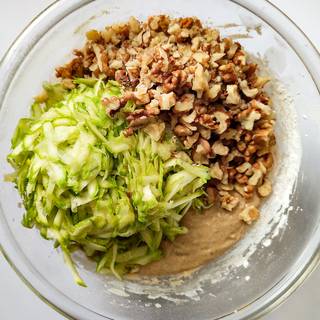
[0,1,319,319]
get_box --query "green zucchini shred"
[7,79,210,285]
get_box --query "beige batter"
[139,196,260,276]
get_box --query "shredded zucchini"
[7,79,210,285]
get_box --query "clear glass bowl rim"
[0,1,319,319]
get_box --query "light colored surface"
[0,1,319,319]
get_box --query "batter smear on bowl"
[7,16,275,283]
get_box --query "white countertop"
[0,1,319,319]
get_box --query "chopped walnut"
[221,128,241,141]
[212,111,229,134]
[235,173,248,184]
[129,116,155,128]
[253,128,273,148]
[219,183,235,191]
[219,63,237,83]
[254,76,270,89]
[174,124,193,137]
[181,110,197,123]
[181,120,197,132]
[134,84,150,104]
[102,96,121,113]
[212,141,229,156]
[145,99,160,115]
[109,60,123,69]
[227,42,240,59]
[92,43,108,73]
[193,138,211,164]
[193,51,210,65]
[239,109,261,131]
[143,122,165,141]
[209,162,223,180]
[252,100,272,116]
[261,153,273,169]
[235,184,254,199]
[184,132,199,149]
[158,92,176,110]
[192,63,210,97]
[167,23,181,35]
[225,84,241,104]
[174,93,195,112]
[221,171,229,186]
[198,126,211,139]
[86,29,101,41]
[248,165,263,186]
[239,206,260,224]
[56,15,276,218]
[61,78,75,90]
[258,179,272,197]
[128,16,141,33]
[197,111,229,134]
[239,80,259,98]
[206,83,221,100]
[210,53,225,68]
[127,109,155,128]
[220,192,240,211]
[236,162,252,173]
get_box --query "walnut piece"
[212,111,229,134]
[209,162,223,180]
[193,51,210,65]
[207,83,221,100]
[226,84,241,104]
[192,63,210,97]
[220,192,240,211]
[174,93,195,112]
[184,132,199,149]
[181,110,197,123]
[210,53,225,67]
[239,206,260,224]
[239,80,259,98]
[198,126,211,139]
[240,109,261,131]
[258,179,272,197]
[174,124,193,137]
[236,162,252,173]
[248,166,263,186]
[212,141,229,156]
[159,92,176,110]
[143,122,165,141]
[193,138,211,164]
[253,100,272,116]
